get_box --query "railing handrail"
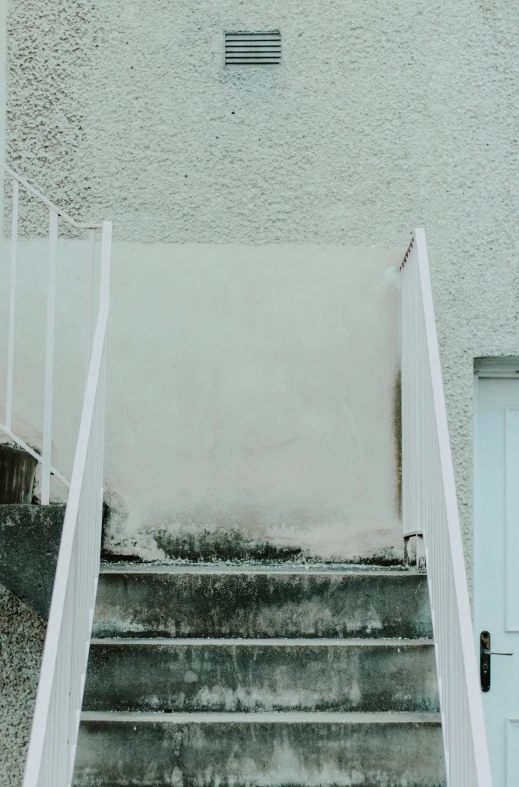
[0,161,102,229]
[22,303,109,786]
[21,207,111,786]
[413,230,491,778]
[401,228,493,786]
[0,162,111,784]
[0,163,108,502]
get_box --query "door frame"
[473,358,519,786]
[473,359,519,632]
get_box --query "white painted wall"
[0,240,402,561]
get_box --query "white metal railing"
[401,228,492,787]
[23,301,109,787]
[0,164,112,786]
[0,161,106,500]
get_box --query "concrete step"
[83,638,439,714]
[93,565,432,639]
[73,711,445,786]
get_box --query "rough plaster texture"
[5,0,519,575]
[2,0,519,777]
[6,0,92,222]
[0,583,45,787]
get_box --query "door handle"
[480,631,513,692]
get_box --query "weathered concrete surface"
[93,567,432,640]
[0,504,66,617]
[0,241,402,564]
[0,583,45,787]
[0,445,37,503]
[74,712,445,787]
[76,566,441,784]
[83,639,439,713]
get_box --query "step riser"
[73,719,446,786]
[93,572,432,639]
[83,642,439,713]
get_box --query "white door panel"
[475,378,519,787]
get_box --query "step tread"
[99,563,414,576]
[94,569,432,640]
[90,637,434,647]
[84,635,439,714]
[81,710,441,724]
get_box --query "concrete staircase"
[73,564,446,786]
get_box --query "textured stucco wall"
[6,0,92,220]
[5,0,519,570]
[0,584,45,787]
[2,0,519,779]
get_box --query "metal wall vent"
[225,31,281,67]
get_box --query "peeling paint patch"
[344,550,402,568]
[154,528,303,563]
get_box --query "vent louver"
[225,31,281,67]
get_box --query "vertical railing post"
[99,220,112,307]
[41,209,59,505]
[6,177,19,430]
[84,229,96,385]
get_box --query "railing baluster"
[41,208,59,505]
[0,161,111,787]
[6,177,19,430]
[100,220,112,307]
[85,229,96,385]
[23,315,109,787]
[401,228,493,787]
[0,165,106,491]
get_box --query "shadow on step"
[0,503,66,617]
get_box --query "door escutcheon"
[480,631,513,692]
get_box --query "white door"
[475,374,519,786]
